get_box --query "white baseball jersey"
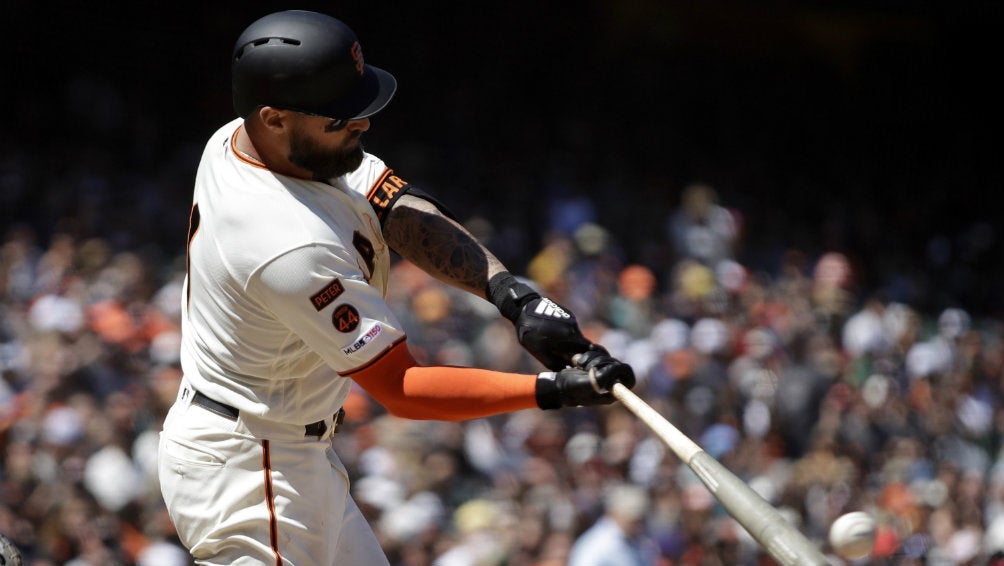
[181,117,409,425]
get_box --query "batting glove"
[487,272,592,370]
[535,352,635,410]
[572,346,636,390]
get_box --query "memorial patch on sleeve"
[333,304,361,333]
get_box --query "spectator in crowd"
[666,183,739,269]
[568,483,660,566]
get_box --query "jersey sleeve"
[340,152,458,226]
[246,243,406,373]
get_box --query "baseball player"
[158,10,635,565]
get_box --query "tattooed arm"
[382,193,506,300]
[383,193,608,371]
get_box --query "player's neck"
[233,124,263,162]
[235,123,313,180]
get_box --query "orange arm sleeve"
[344,339,539,421]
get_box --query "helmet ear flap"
[231,10,396,120]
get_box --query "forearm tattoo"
[384,196,504,298]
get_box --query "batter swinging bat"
[610,383,828,566]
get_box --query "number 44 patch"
[332,304,361,333]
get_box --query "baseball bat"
[611,383,828,566]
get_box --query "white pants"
[158,382,389,566]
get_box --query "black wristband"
[487,272,540,322]
[535,372,562,410]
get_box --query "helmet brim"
[324,64,397,121]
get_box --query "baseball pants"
[158,380,389,566]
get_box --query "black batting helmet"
[231,10,397,120]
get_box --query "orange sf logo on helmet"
[351,41,364,75]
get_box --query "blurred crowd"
[1,178,1003,566]
[1,5,999,563]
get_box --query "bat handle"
[611,383,701,460]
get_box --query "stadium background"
[4,1,1001,317]
[2,2,1004,565]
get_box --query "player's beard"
[288,130,365,181]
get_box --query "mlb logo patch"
[342,323,382,355]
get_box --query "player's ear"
[257,106,290,133]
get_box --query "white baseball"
[828,511,877,560]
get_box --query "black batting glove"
[572,347,636,390]
[535,355,636,410]
[488,272,592,370]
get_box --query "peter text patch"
[311,278,345,311]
